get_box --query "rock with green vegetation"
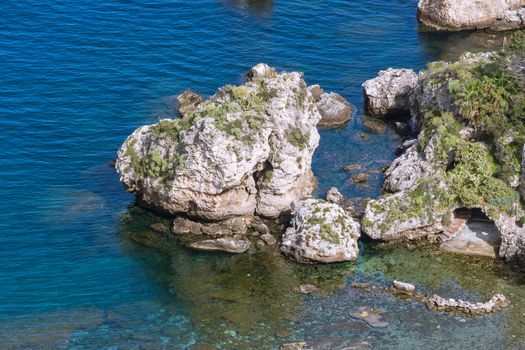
[116,64,321,221]
[418,0,525,32]
[363,33,525,266]
[280,199,361,263]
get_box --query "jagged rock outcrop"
[362,45,525,266]
[116,64,321,221]
[418,0,525,32]
[362,68,418,116]
[325,187,344,205]
[308,85,354,127]
[280,199,361,263]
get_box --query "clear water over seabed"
[0,0,523,349]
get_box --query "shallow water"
[0,0,521,349]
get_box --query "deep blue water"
[1,1,523,349]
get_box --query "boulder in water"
[362,68,418,117]
[280,199,361,263]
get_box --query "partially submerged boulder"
[176,89,203,116]
[280,199,361,263]
[188,237,251,253]
[116,64,321,221]
[362,68,418,117]
[315,92,354,127]
[418,0,525,32]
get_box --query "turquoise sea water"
[1,1,524,349]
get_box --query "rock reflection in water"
[418,30,508,62]
[221,0,274,17]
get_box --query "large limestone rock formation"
[281,199,361,263]
[362,49,525,267]
[418,0,525,32]
[362,68,418,117]
[116,64,321,220]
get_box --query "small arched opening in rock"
[440,208,501,258]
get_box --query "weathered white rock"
[316,92,354,127]
[383,144,437,193]
[425,294,508,315]
[188,237,251,253]
[325,187,344,205]
[280,199,361,263]
[418,0,525,32]
[116,64,321,220]
[392,280,416,294]
[491,8,525,31]
[245,63,277,81]
[362,68,418,116]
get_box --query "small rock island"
[116,63,360,263]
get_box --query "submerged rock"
[188,237,251,253]
[418,0,525,32]
[351,173,368,184]
[362,68,418,116]
[350,307,389,328]
[280,199,361,263]
[362,116,387,133]
[116,64,321,221]
[171,216,248,236]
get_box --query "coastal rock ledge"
[362,43,525,268]
[116,64,321,220]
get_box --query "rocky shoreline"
[115,36,525,348]
[361,32,525,269]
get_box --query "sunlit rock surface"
[281,199,361,263]
[116,64,321,220]
[418,0,525,32]
[362,47,525,267]
[362,68,418,117]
